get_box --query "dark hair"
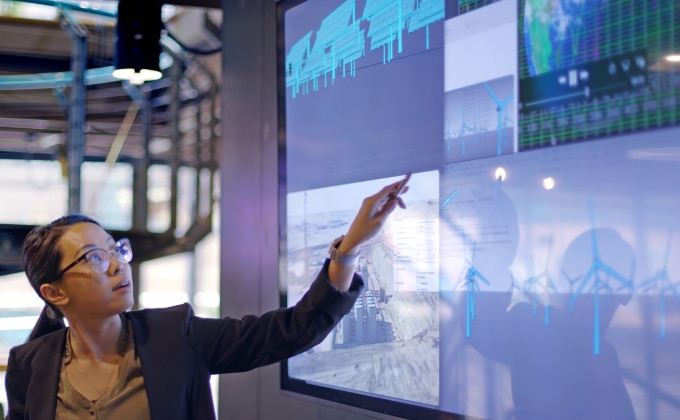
[23,214,102,341]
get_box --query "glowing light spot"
[543,177,556,190]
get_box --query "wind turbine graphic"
[444,119,455,152]
[482,81,513,156]
[522,236,559,326]
[445,106,484,155]
[440,189,457,212]
[568,200,635,355]
[637,228,680,338]
[456,232,490,338]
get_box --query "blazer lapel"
[128,312,169,420]
[27,330,66,420]
[127,308,195,420]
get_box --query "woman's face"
[55,222,134,318]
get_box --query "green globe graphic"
[519,0,679,149]
[523,0,605,76]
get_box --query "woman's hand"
[328,178,409,291]
[338,180,408,255]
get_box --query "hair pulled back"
[22,214,102,341]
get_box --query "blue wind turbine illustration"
[637,229,679,338]
[456,233,490,338]
[568,200,634,354]
[522,236,559,326]
[482,81,513,156]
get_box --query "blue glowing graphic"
[286,0,444,97]
[482,81,513,156]
[288,1,364,98]
[408,0,445,49]
[456,234,490,338]
[562,268,583,296]
[363,0,413,62]
[637,229,680,339]
[444,112,485,155]
[568,200,635,355]
[444,75,515,162]
[286,31,313,98]
[521,237,558,326]
[440,189,457,211]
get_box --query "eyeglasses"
[54,238,133,280]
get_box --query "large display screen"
[277,0,680,418]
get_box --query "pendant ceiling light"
[113,0,163,85]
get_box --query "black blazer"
[5,262,363,420]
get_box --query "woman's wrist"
[337,232,361,254]
[329,236,360,266]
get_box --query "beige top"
[55,318,151,420]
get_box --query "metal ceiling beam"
[164,0,221,9]
[59,5,88,213]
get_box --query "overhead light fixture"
[113,0,163,85]
[666,54,680,63]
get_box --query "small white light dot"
[543,177,556,190]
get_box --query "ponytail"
[27,305,66,342]
[22,214,102,342]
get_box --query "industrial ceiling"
[0,1,223,275]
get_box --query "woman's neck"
[67,314,123,362]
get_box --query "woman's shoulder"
[122,304,199,349]
[123,303,195,324]
[9,328,66,361]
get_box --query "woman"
[5,181,408,420]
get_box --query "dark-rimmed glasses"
[54,238,133,281]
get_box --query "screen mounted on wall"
[277,0,680,419]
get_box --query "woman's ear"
[39,283,69,307]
